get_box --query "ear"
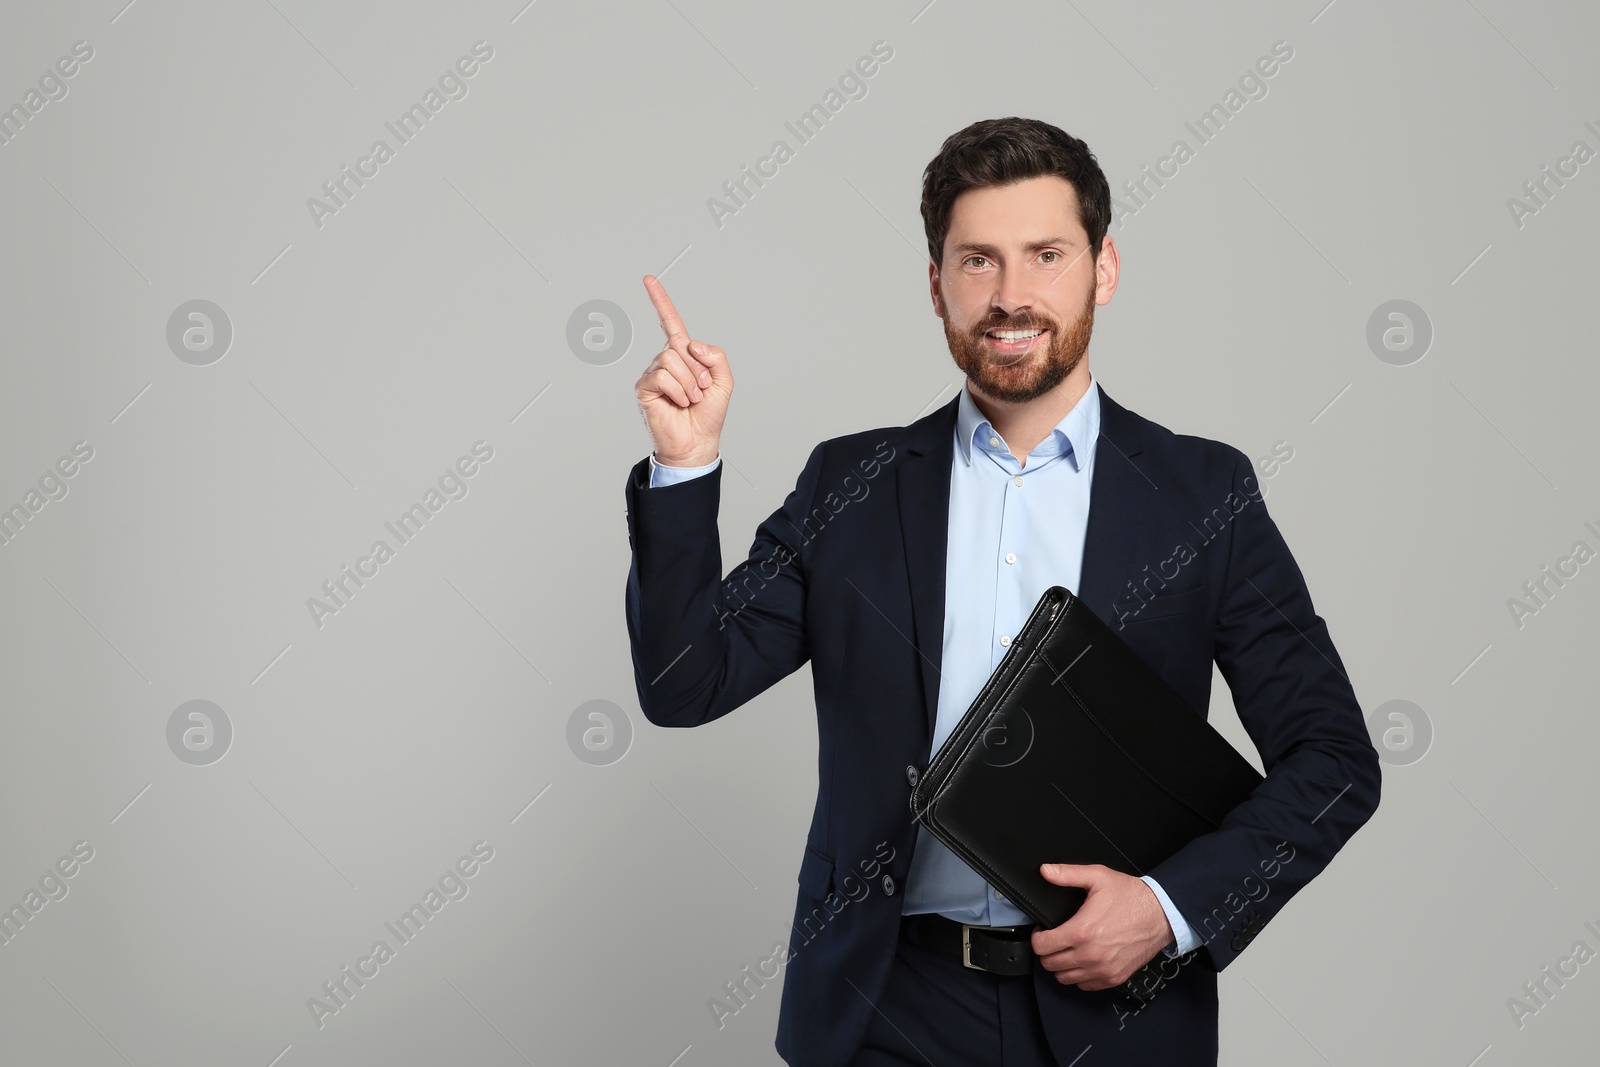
[928,259,946,319]
[1091,235,1120,305]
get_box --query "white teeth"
[989,329,1043,341]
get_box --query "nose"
[991,271,1034,322]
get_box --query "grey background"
[1,0,1596,1064]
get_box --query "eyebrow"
[951,236,1075,256]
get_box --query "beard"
[943,283,1096,404]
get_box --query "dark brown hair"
[920,117,1111,267]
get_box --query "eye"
[963,255,989,268]
[1039,250,1061,264]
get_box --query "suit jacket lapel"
[894,383,1154,742]
[897,395,957,742]
[1079,387,1155,626]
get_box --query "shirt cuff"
[1140,874,1200,958]
[648,451,721,488]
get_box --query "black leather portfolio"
[909,584,1264,984]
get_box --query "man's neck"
[967,364,1094,468]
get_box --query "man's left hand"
[1030,863,1173,990]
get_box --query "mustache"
[973,312,1054,334]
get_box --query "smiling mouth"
[982,327,1048,353]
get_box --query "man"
[624,117,1380,1066]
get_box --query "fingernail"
[699,372,711,387]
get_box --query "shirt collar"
[956,374,1101,473]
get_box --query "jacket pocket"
[1121,584,1203,624]
[797,844,835,901]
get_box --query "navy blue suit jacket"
[624,387,1381,1067]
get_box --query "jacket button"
[905,765,919,788]
[882,875,896,896]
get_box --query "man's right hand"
[634,275,733,468]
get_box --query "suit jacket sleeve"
[1146,449,1382,972]
[624,442,826,727]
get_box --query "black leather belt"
[901,912,1035,976]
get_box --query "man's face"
[930,175,1106,404]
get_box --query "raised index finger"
[643,275,689,343]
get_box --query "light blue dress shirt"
[646,375,1199,958]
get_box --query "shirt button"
[989,435,1000,447]
[994,889,1007,900]
[999,635,1011,647]
[882,874,896,896]
[1005,553,1017,565]
[1013,476,1024,487]
[905,764,919,788]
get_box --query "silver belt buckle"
[960,923,986,971]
